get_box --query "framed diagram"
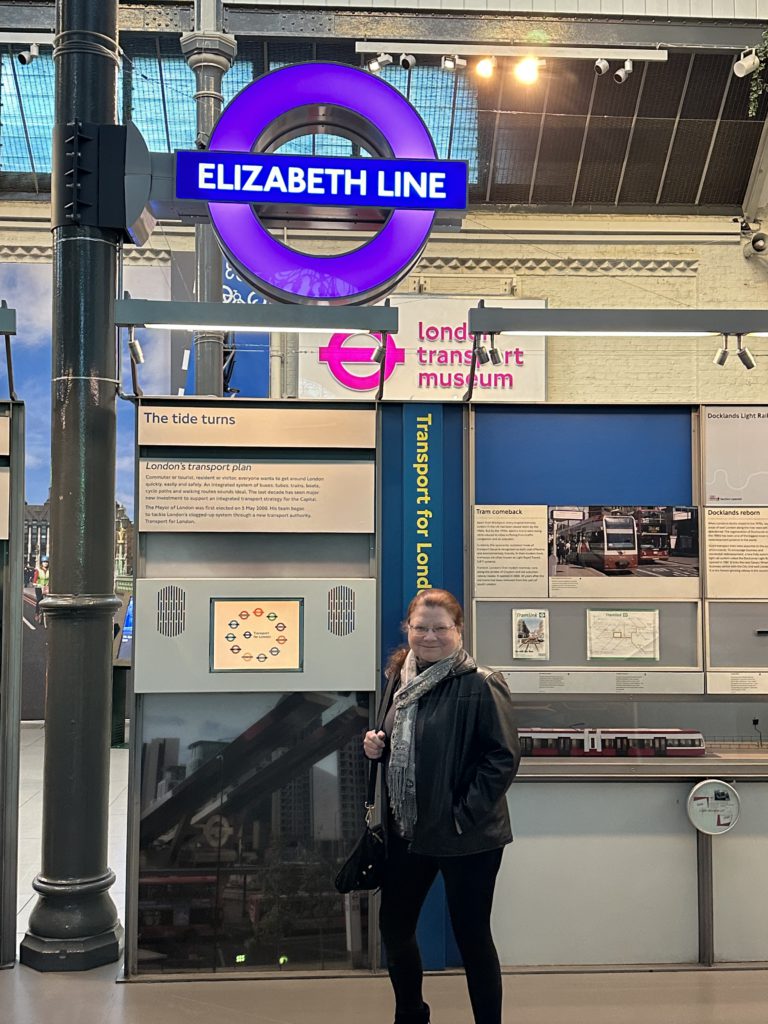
[210,598,304,672]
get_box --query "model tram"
[558,513,638,573]
[519,727,706,757]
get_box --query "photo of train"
[550,506,699,580]
[519,727,706,757]
[556,512,638,573]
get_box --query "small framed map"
[586,608,659,661]
[210,598,304,672]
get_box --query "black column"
[19,0,122,970]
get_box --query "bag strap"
[365,668,399,823]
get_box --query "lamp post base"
[20,924,123,972]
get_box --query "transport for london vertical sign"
[403,405,444,606]
[175,62,468,305]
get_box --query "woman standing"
[364,589,519,1024]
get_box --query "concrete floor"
[7,724,768,1023]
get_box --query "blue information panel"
[176,151,468,211]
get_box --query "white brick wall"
[400,214,768,405]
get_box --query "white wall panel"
[713,784,768,962]
[493,782,699,966]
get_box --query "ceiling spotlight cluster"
[594,57,634,83]
[713,334,757,370]
[366,52,417,73]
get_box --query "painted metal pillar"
[181,0,236,396]
[19,0,122,970]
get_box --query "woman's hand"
[363,729,387,760]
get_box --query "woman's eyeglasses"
[408,624,456,636]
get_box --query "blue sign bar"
[176,150,468,211]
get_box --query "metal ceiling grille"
[0,38,765,212]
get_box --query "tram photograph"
[550,506,699,579]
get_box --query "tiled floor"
[5,724,768,1023]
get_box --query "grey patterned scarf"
[387,647,461,839]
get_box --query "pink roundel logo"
[318,333,405,391]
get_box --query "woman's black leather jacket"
[377,648,520,857]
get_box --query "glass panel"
[137,691,372,972]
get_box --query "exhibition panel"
[127,399,379,975]
[468,400,768,965]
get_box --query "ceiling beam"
[0,6,763,49]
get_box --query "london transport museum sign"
[175,61,468,305]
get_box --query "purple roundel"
[207,62,437,304]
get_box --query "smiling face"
[407,603,462,664]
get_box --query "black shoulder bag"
[334,675,397,894]
[333,759,386,893]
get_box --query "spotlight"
[372,335,386,365]
[399,53,416,71]
[17,42,39,66]
[733,49,760,78]
[514,56,541,85]
[614,59,633,84]
[594,58,610,76]
[744,231,768,259]
[366,53,392,73]
[737,335,757,370]
[441,55,467,71]
[128,333,145,365]
[476,57,496,80]
[475,343,490,365]
[489,346,502,366]
[713,336,729,367]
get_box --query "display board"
[472,407,711,701]
[471,405,768,711]
[476,599,701,676]
[128,399,379,977]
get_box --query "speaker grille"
[157,585,186,638]
[327,585,356,637]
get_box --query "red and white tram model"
[519,727,706,757]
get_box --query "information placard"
[707,671,768,695]
[473,505,548,599]
[501,670,704,695]
[139,459,374,533]
[210,598,303,672]
[705,507,768,598]
[138,403,376,449]
[704,406,768,505]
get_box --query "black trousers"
[379,833,504,1024]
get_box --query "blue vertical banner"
[379,402,464,970]
[402,405,444,612]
